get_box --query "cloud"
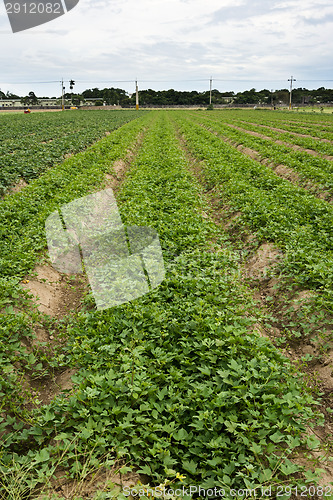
[208,0,280,25]
[300,12,333,25]
[0,0,331,97]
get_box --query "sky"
[0,0,332,98]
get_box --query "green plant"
[0,110,329,495]
[0,109,147,195]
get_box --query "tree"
[5,91,20,100]
[21,91,39,106]
[274,90,289,105]
[82,87,103,99]
[72,94,83,106]
[233,88,259,104]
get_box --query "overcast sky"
[0,0,332,97]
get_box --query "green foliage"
[232,117,333,156]
[174,111,333,311]
[0,112,152,462]
[0,113,150,280]
[192,109,333,191]
[0,110,146,195]
[0,110,326,495]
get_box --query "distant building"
[0,98,63,108]
[0,99,23,107]
[220,96,234,103]
[0,97,115,108]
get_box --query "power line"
[2,81,60,84]
[2,78,333,85]
[214,79,333,82]
[76,80,135,84]
[1,80,135,85]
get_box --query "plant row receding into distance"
[0,109,332,498]
[209,110,333,156]
[0,110,142,196]
[187,110,333,197]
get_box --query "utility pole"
[288,76,296,110]
[135,79,139,110]
[61,78,65,111]
[209,76,212,105]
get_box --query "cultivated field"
[0,110,141,196]
[0,109,333,499]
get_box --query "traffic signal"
[70,80,75,90]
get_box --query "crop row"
[241,118,333,142]
[0,112,156,498]
[189,111,333,193]
[222,119,333,157]
[0,110,145,195]
[230,109,333,131]
[215,109,333,139]
[0,112,152,305]
[0,111,151,439]
[0,111,321,495]
[173,111,333,311]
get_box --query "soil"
[243,242,282,281]
[104,129,145,190]
[28,368,77,408]
[36,467,140,499]
[9,178,28,194]
[1,178,28,199]
[274,163,302,184]
[105,159,128,189]
[21,265,88,318]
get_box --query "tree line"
[78,87,333,106]
[1,87,333,106]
